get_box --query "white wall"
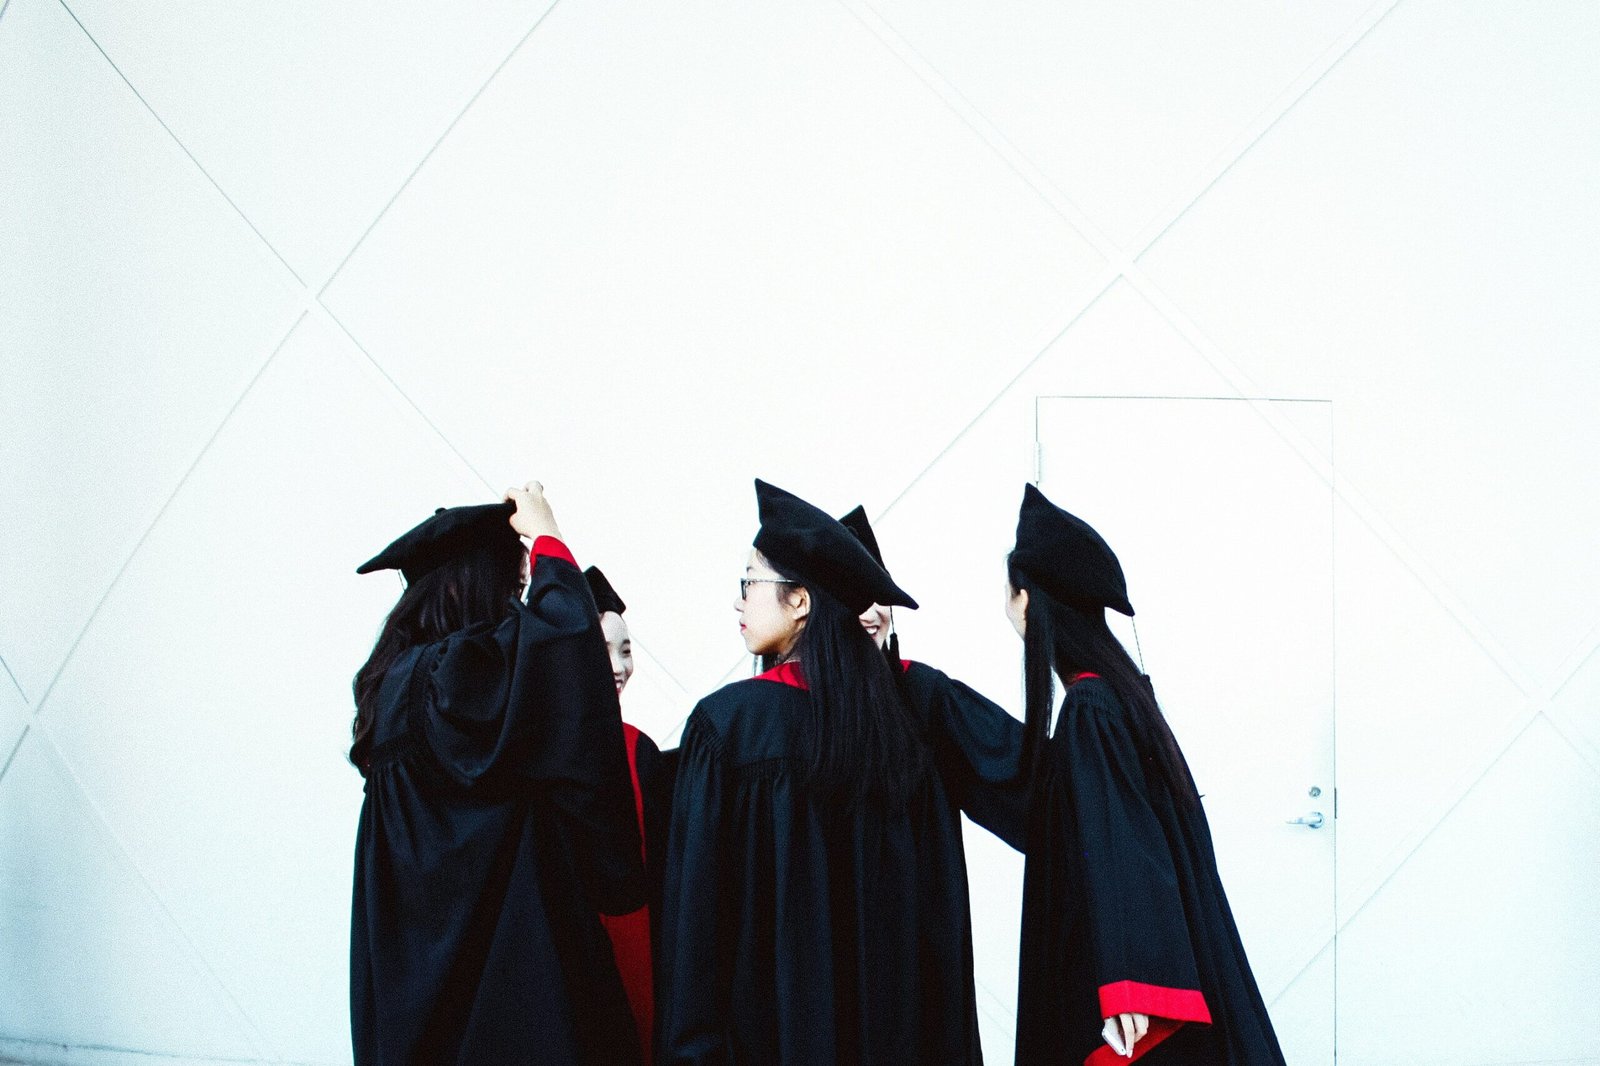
[4,1,1597,1063]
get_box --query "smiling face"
[736,549,809,659]
[858,602,892,648]
[599,611,634,693]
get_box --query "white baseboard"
[0,1040,336,1066]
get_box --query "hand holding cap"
[505,480,562,541]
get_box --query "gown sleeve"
[636,737,679,910]
[1057,685,1212,1064]
[657,712,731,1066]
[916,664,1029,851]
[420,536,645,916]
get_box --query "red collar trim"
[754,661,807,689]
[753,658,913,691]
[1067,671,1101,685]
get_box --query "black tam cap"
[357,501,519,583]
[752,480,917,614]
[1011,483,1134,616]
[584,566,627,616]
[838,505,885,568]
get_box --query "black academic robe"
[659,659,1025,1066]
[350,541,646,1066]
[637,737,679,932]
[1014,676,1285,1066]
[600,724,681,1066]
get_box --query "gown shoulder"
[682,674,807,766]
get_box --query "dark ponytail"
[765,559,930,809]
[1009,553,1196,806]
[351,537,525,769]
[1018,572,1057,787]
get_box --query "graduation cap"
[356,501,519,583]
[1010,483,1134,616]
[838,505,885,569]
[752,480,917,614]
[584,566,627,616]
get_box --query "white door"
[1035,396,1335,1065]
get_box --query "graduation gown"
[599,724,679,1066]
[1014,675,1285,1066]
[659,659,1025,1066]
[350,538,646,1066]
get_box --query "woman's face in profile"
[736,550,806,658]
[600,611,634,693]
[858,603,891,648]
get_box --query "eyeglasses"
[739,577,797,600]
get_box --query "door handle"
[1286,811,1325,829]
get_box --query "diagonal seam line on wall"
[22,2,568,1046]
[55,0,683,749]
[837,0,1538,713]
[55,0,682,733]
[1535,630,1600,782]
[1317,619,1600,968]
[664,0,1406,781]
[25,720,277,1062]
[1272,613,1600,1006]
[52,0,571,502]
[295,0,694,705]
[0,725,29,794]
[629,638,695,702]
[12,0,1366,1060]
[661,652,768,748]
[877,272,1119,517]
[53,0,574,531]
[28,314,308,721]
[844,0,1568,920]
[1266,937,1333,1012]
[1540,709,1600,786]
[297,0,703,716]
[1120,292,1565,996]
[837,0,1408,543]
[655,268,1119,747]
[838,0,1111,256]
[55,0,307,288]
[840,0,1405,273]
[0,652,28,705]
[317,307,699,706]
[1127,0,1406,258]
[44,0,1584,1054]
[850,0,1420,553]
[316,0,566,298]
[839,0,1535,715]
[1130,284,1536,700]
[1546,619,1600,705]
[318,309,498,490]
[830,0,1578,1015]
[1268,705,1545,1006]
[972,980,1016,1040]
[5,325,314,1063]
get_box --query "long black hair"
[351,538,525,769]
[760,555,930,809]
[1008,553,1196,805]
